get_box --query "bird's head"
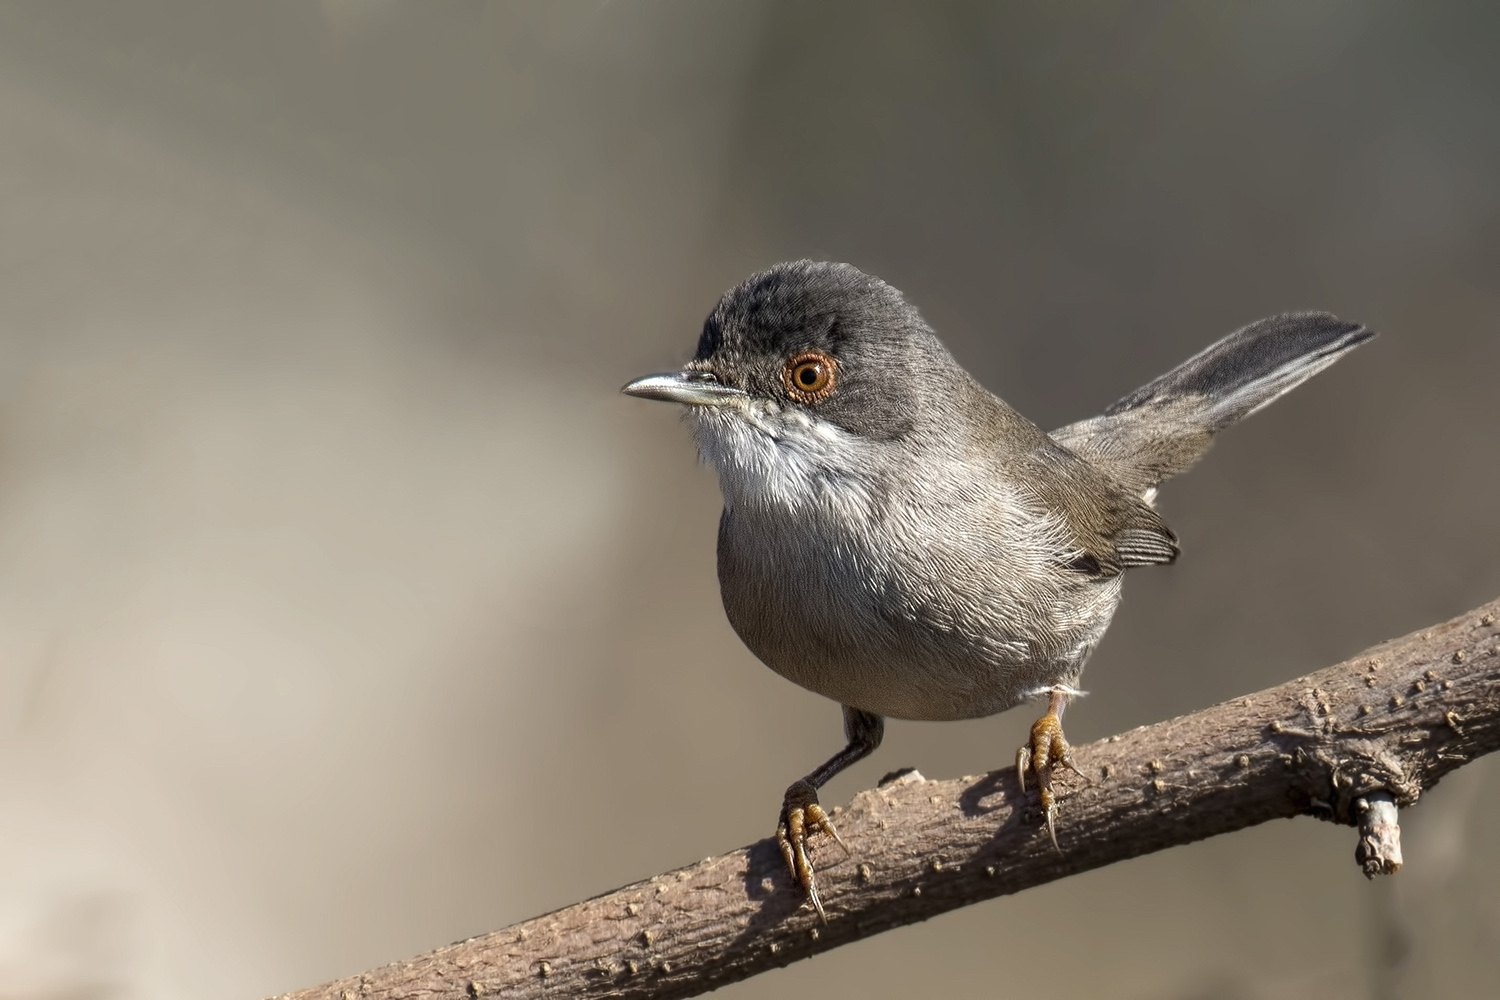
[623,261,966,505]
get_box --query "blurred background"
[0,2,1496,998]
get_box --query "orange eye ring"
[782,351,836,403]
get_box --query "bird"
[622,259,1372,919]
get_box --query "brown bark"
[276,598,1500,1000]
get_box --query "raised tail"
[1051,312,1374,497]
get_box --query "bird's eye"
[782,351,836,403]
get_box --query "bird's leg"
[1016,687,1084,851]
[777,706,884,922]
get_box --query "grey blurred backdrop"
[0,2,1496,998]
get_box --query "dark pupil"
[798,365,819,386]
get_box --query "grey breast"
[714,438,1120,722]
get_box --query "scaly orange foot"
[1016,692,1084,850]
[776,779,849,921]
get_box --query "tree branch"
[276,599,1500,1000]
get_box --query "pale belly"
[717,513,1122,721]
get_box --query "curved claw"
[808,802,850,858]
[1040,786,1060,852]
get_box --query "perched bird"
[623,260,1372,918]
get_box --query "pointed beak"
[620,370,746,406]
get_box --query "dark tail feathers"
[1052,312,1373,496]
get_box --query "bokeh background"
[0,2,1497,998]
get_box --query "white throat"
[686,399,880,520]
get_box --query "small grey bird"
[623,260,1372,918]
